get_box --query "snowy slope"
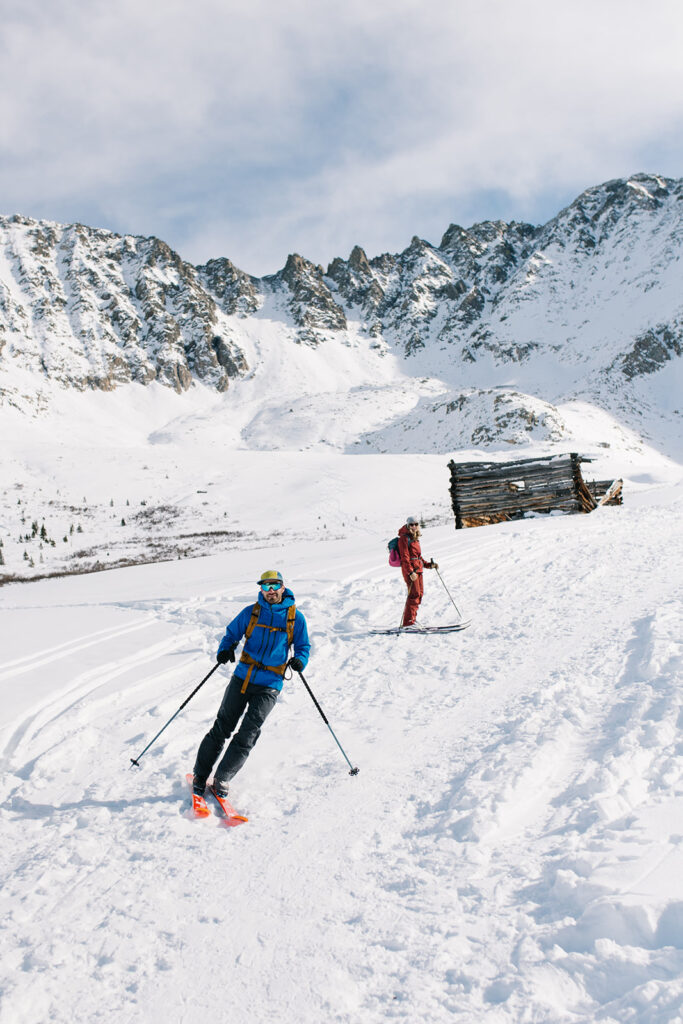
[1,372,680,585]
[1,479,682,1023]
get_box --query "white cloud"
[1,0,682,273]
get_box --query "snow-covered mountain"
[1,173,681,455]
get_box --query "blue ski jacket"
[217,588,310,691]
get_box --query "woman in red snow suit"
[397,516,438,627]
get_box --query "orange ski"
[209,782,248,827]
[186,773,211,818]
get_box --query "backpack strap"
[286,604,296,646]
[244,601,261,640]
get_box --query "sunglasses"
[260,582,282,591]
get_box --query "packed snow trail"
[1,493,682,1023]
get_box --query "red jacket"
[398,524,425,576]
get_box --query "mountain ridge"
[1,173,681,457]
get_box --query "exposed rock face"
[195,257,261,317]
[327,245,385,315]
[614,322,683,379]
[0,216,247,394]
[265,253,347,345]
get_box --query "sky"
[1,0,683,276]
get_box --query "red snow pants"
[401,571,424,626]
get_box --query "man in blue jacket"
[192,570,310,797]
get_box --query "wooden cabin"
[448,453,623,529]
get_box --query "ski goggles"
[260,581,283,591]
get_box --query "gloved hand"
[217,644,236,665]
[427,560,439,570]
[289,657,304,672]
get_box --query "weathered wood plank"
[448,453,621,528]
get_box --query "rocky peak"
[266,253,347,344]
[196,256,261,316]
[326,245,385,316]
[541,174,680,251]
[440,222,484,257]
[348,244,372,275]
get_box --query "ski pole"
[434,566,463,620]
[129,662,221,769]
[294,668,359,776]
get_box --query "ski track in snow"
[0,500,682,1023]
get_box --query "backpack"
[387,536,401,567]
[238,601,297,692]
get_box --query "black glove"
[217,644,236,665]
[427,559,438,569]
[289,657,304,672]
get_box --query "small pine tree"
[121,518,126,526]
[0,549,5,567]
[40,524,48,541]
[77,524,83,534]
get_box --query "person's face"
[408,522,419,534]
[261,582,284,604]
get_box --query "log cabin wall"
[448,454,622,529]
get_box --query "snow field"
[1,485,682,1023]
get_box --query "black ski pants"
[193,673,278,786]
